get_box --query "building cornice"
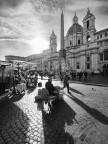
[95,28,108,34]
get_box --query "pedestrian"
[59,71,63,82]
[84,71,88,81]
[62,73,70,93]
[79,71,83,81]
[70,71,73,80]
[41,71,43,80]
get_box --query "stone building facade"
[5,55,26,61]
[65,8,108,73]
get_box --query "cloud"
[65,0,103,12]
[0,0,25,8]
[31,0,65,15]
[0,39,33,59]
[0,0,64,40]
[97,5,108,15]
[0,2,43,39]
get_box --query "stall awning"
[0,61,10,66]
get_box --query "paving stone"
[29,139,34,144]
[33,142,37,144]
[33,136,38,140]
[25,138,30,143]
[17,139,23,143]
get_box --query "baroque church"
[64,8,108,73]
[5,8,108,73]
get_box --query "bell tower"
[49,30,57,54]
[83,8,96,44]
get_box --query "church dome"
[67,23,83,36]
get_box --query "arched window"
[87,56,90,62]
[78,39,80,45]
[76,62,80,69]
[87,35,91,42]
[87,63,90,69]
[100,53,103,61]
[86,55,91,69]
[87,20,89,29]
[70,40,72,46]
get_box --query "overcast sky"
[0,0,108,60]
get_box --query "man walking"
[62,73,70,93]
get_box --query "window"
[100,34,102,38]
[70,40,72,46]
[87,63,90,69]
[87,20,89,29]
[87,35,91,42]
[100,41,103,46]
[104,50,108,61]
[97,36,99,39]
[87,56,90,62]
[97,42,99,45]
[78,39,80,45]
[104,40,108,46]
[76,62,80,69]
[86,55,90,69]
[100,53,103,61]
[103,64,106,69]
[105,32,107,37]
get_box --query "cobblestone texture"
[0,78,108,144]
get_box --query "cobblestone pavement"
[0,78,108,144]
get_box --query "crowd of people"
[0,66,91,97]
[70,71,88,81]
[14,70,38,88]
[60,70,88,82]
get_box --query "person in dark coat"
[41,72,43,80]
[62,73,70,93]
[45,78,56,96]
[84,71,88,81]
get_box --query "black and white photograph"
[0,0,108,143]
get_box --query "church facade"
[5,9,108,73]
[43,30,59,72]
[64,8,108,73]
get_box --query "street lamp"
[1,65,6,93]
[16,62,20,75]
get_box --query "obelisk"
[59,11,66,59]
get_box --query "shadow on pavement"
[27,87,36,94]
[68,92,108,125]
[37,100,76,144]
[9,93,25,102]
[0,99,30,144]
[69,87,85,96]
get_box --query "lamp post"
[12,62,16,93]
[9,61,16,94]
[17,62,20,75]
[1,65,6,93]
